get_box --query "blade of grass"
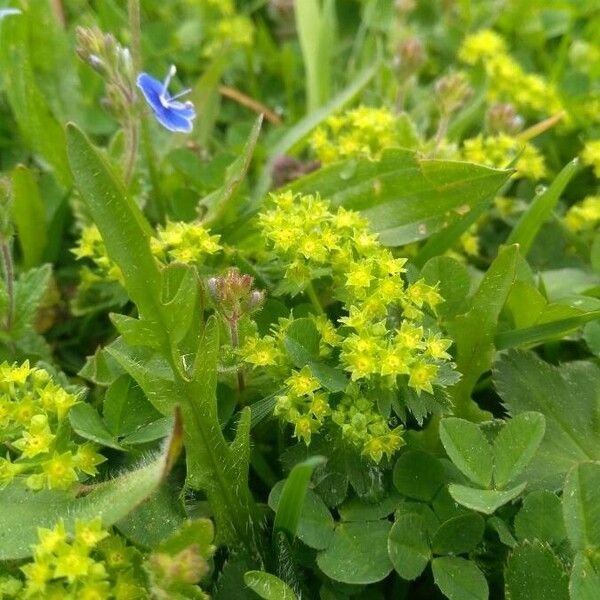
[507,158,580,255]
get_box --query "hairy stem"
[433,112,450,152]
[128,0,142,74]
[0,240,14,331]
[123,120,139,186]
[228,316,246,393]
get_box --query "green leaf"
[269,484,333,550]
[388,513,431,581]
[289,150,510,247]
[493,412,546,488]
[494,350,600,489]
[295,0,335,111]
[505,541,569,600]
[66,124,163,327]
[431,556,488,600]
[338,492,401,522]
[244,571,298,600]
[157,518,215,558]
[448,483,526,515]
[121,417,174,445]
[102,374,162,439]
[563,462,600,551]
[0,414,182,560]
[11,166,47,269]
[439,418,493,487]
[0,11,71,187]
[514,491,566,545]
[200,115,263,226]
[432,513,485,556]
[116,482,187,548]
[393,449,447,502]
[507,159,581,255]
[68,403,124,450]
[570,553,600,600]
[284,319,347,392]
[11,264,52,336]
[272,456,325,540]
[448,244,519,419]
[488,516,517,548]
[317,521,393,584]
[421,256,471,320]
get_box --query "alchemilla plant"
[1,0,600,598]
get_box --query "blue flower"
[136,65,196,133]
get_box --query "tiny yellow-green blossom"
[459,30,563,117]
[459,29,507,64]
[426,333,453,360]
[408,361,439,395]
[310,106,401,164]
[564,195,600,232]
[285,366,320,396]
[240,335,281,367]
[43,452,78,490]
[153,220,222,264]
[581,140,600,177]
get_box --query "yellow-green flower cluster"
[19,518,147,599]
[151,220,222,264]
[564,196,600,232]
[71,225,124,286]
[243,192,455,461]
[581,140,600,178]
[310,106,399,164]
[332,395,404,463]
[459,30,563,117]
[462,134,546,180]
[0,361,105,491]
[202,0,254,57]
[73,220,222,288]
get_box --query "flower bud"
[208,268,265,319]
[486,103,524,135]
[393,38,426,81]
[434,72,473,115]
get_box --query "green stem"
[228,315,246,394]
[123,120,139,186]
[0,240,14,331]
[128,0,142,74]
[306,282,324,315]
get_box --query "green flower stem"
[0,239,14,331]
[228,315,246,393]
[306,282,325,315]
[128,0,141,74]
[123,120,139,186]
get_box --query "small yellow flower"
[286,367,320,397]
[408,361,438,395]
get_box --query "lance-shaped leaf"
[447,244,519,419]
[288,149,509,247]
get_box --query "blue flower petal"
[152,104,194,133]
[136,71,196,133]
[136,73,164,112]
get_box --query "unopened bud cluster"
[207,268,264,322]
[75,26,136,119]
[435,72,473,115]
